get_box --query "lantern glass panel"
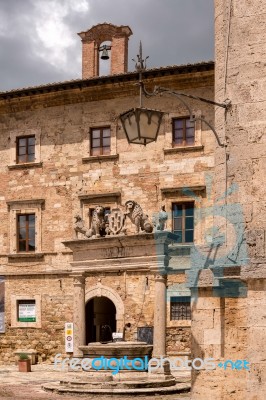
[124,113,139,142]
[139,111,159,140]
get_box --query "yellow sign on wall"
[65,323,73,352]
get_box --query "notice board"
[137,326,153,345]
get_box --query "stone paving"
[0,364,191,399]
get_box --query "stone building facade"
[0,23,215,364]
[1,6,264,398]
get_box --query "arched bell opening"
[99,41,111,76]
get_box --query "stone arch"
[78,23,132,45]
[85,283,125,332]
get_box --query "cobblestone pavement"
[0,365,191,400]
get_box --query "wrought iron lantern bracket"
[139,82,230,148]
[120,42,231,147]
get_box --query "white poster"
[65,322,74,353]
[18,302,36,322]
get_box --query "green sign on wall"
[18,301,36,322]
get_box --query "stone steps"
[58,377,176,389]
[43,382,191,395]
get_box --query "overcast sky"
[0,0,214,92]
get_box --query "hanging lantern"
[119,107,164,145]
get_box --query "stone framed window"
[11,295,41,328]
[7,199,44,255]
[82,123,118,163]
[172,117,194,146]
[172,202,194,243]
[16,136,35,163]
[161,186,205,246]
[170,296,191,321]
[8,128,41,169]
[90,127,111,156]
[163,112,203,153]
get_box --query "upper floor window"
[91,127,110,156]
[172,118,194,146]
[16,136,35,163]
[172,202,194,243]
[88,207,111,236]
[17,214,35,252]
[89,207,111,220]
[170,296,191,320]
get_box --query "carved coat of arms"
[74,200,157,239]
[107,208,126,235]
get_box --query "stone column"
[153,274,167,357]
[72,274,86,357]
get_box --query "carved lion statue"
[88,205,106,238]
[74,214,90,238]
[124,200,153,234]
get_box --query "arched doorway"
[86,296,116,343]
[85,284,125,344]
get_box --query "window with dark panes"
[17,214,35,252]
[89,207,111,220]
[170,296,191,320]
[172,202,194,243]
[173,117,194,146]
[17,136,35,163]
[89,207,111,235]
[91,127,111,156]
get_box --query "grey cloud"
[0,0,213,92]
[0,35,67,91]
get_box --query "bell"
[101,47,109,60]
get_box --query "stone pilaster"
[153,274,167,357]
[72,274,86,357]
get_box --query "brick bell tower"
[78,23,133,79]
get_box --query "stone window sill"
[161,186,205,194]
[7,199,45,207]
[8,253,44,260]
[8,162,43,170]
[167,351,191,356]
[168,322,191,327]
[164,145,204,154]
[82,155,119,163]
[168,243,193,247]
[10,322,41,329]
